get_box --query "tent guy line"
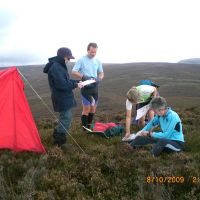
[18,69,86,154]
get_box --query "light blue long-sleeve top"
[142,108,184,142]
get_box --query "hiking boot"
[82,126,87,131]
[53,129,66,147]
[81,115,88,128]
[82,126,93,135]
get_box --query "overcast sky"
[0,0,200,66]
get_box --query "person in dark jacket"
[43,47,82,147]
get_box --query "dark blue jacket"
[43,56,78,112]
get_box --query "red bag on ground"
[93,122,117,132]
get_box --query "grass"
[0,106,200,199]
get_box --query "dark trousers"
[53,109,72,146]
[56,109,72,133]
[130,136,184,157]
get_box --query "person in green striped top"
[125,85,158,139]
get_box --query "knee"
[130,136,144,146]
[157,139,168,146]
[90,106,96,113]
[82,106,91,114]
[138,119,145,128]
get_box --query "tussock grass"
[0,107,200,199]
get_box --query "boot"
[81,115,88,130]
[87,113,94,129]
[53,129,66,147]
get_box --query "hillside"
[18,62,200,119]
[0,106,200,199]
[0,63,200,199]
[179,58,200,64]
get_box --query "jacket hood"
[43,56,66,73]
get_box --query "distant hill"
[178,58,200,64]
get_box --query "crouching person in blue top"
[130,96,184,157]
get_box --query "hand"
[139,131,150,137]
[149,131,153,137]
[87,77,100,82]
[124,133,130,138]
[81,75,91,81]
[77,81,84,89]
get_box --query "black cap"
[57,47,75,59]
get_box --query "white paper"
[122,130,143,141]
[135,104,150,120]
[81,79,96,86]
[122,134,136,141]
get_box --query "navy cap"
[57,47,75,59]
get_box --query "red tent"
[0,67,45,153]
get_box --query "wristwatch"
[148,131,152,137]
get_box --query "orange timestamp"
[146,176,185,184]
[191,176,200,184]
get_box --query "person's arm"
[152,87,158,97]
[151,115,178,139]
[98,72,104,81]
[136,116,159,137]
[125,99,133,137]
[72,59,84,79]
[125,109,132,137]
[51,65,78,91]
[142,115,159,131]
[97,62,104,81]
[71,70,83,79]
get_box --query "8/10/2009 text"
[146,176,184,184]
